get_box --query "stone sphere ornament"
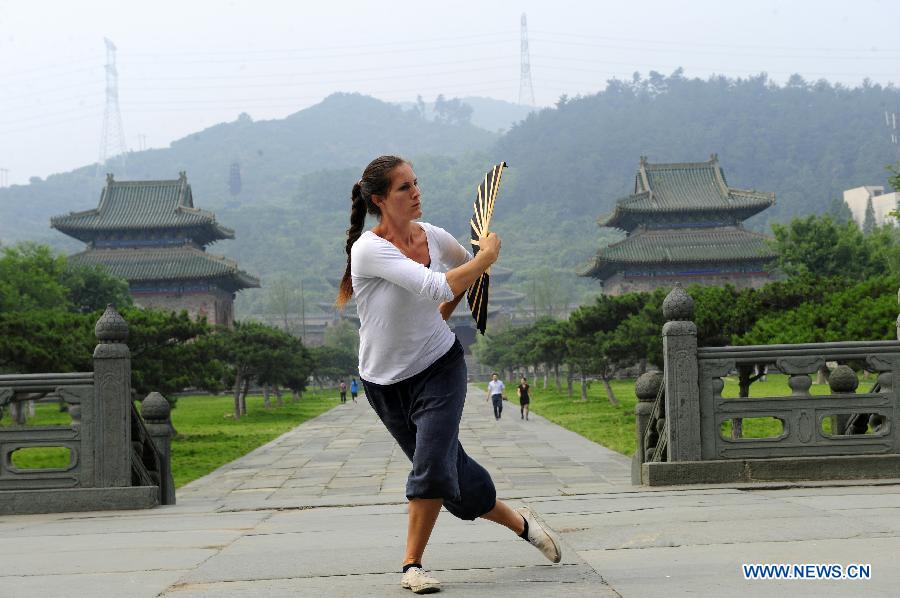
[141,392,171,422]
[95,304,129,342]
[635,371,663,402]
[662,283,695,321]
[828,365,859,393]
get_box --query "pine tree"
[863,196,876,234]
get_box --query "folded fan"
[467,162,507,334]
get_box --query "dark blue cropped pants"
[362,339,497,520]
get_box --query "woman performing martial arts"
[336,155,561,594]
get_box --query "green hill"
[3,73,899,319]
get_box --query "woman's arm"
[444,232,500,296]
[438,292,465,320]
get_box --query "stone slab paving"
[2,384,900,597]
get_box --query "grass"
[476,373,875,456]
[168,391,336,487]
[1,389,338,487]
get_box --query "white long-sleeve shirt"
[351,222,472,385]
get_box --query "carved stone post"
[92,305,132,487]
[662,284,701,461]
[141,392,176,505]
[633,371,662,484]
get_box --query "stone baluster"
[141,392,176,505]
[92,305,132,487]
[870,371,891,433]
[662,284,701,461]
[632,371,662,484]
[829,364,860,435]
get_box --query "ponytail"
[334,155,407,308]
[336,183,367,308]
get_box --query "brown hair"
[335,155,408,308]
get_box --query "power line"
[530,29,900,55]
[120,37,520,66]
[121,31,517,58]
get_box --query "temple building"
[51,172,259,327]
[581,155,777,294]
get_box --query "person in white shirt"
[487,373,505,420]
[335,155,561,594]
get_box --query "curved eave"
[69,247,260,292]
[599,202,773,230]
[130,270,260,291]
[580,253,776,280]
[52,221,234,245]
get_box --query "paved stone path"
[2,385,900,596]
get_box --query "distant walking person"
[350,378,359,403]
[339,380,347,404]
[488,373,505,420]
[518,376,531,421]
[336,155,561,594]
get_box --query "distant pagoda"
[51,172,259,326]
[581,155,777,294]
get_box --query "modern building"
[581,155,777,294]
[51,172,259,326]
[843,186,898,229]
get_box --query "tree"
[308,345,357,388]
[433,95,473,126]
[216,321,301,418]
[0,243,70,313]
[825,197,853,225]
[567,293,648,403]
[61,264,132,314]
[280,337,314,401]
[266,276,301,334]
[770,215,889,279]
[527,318,569,389]
[863,196,877,234]
[737,276,896,345]
[0,309,93,374]
[123,308,222,400]
[324,319,360,355]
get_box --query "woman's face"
[377,163,421,222]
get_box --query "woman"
[518,376,531,421]
[336,156,561,594]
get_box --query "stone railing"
[634,284,900,485]
[0,306,175,514]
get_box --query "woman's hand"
[477,232,501,265]
[445,232,502,296]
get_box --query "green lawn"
[168,391,336,487]
[2,390,338,487]
[476,373,867,456]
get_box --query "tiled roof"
[599,156,775,229]
[69,245,260,291]
[580,226,777,279]
[51,173,234,244]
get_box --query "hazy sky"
[1,0,899,185]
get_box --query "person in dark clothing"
[518,376,531,421]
